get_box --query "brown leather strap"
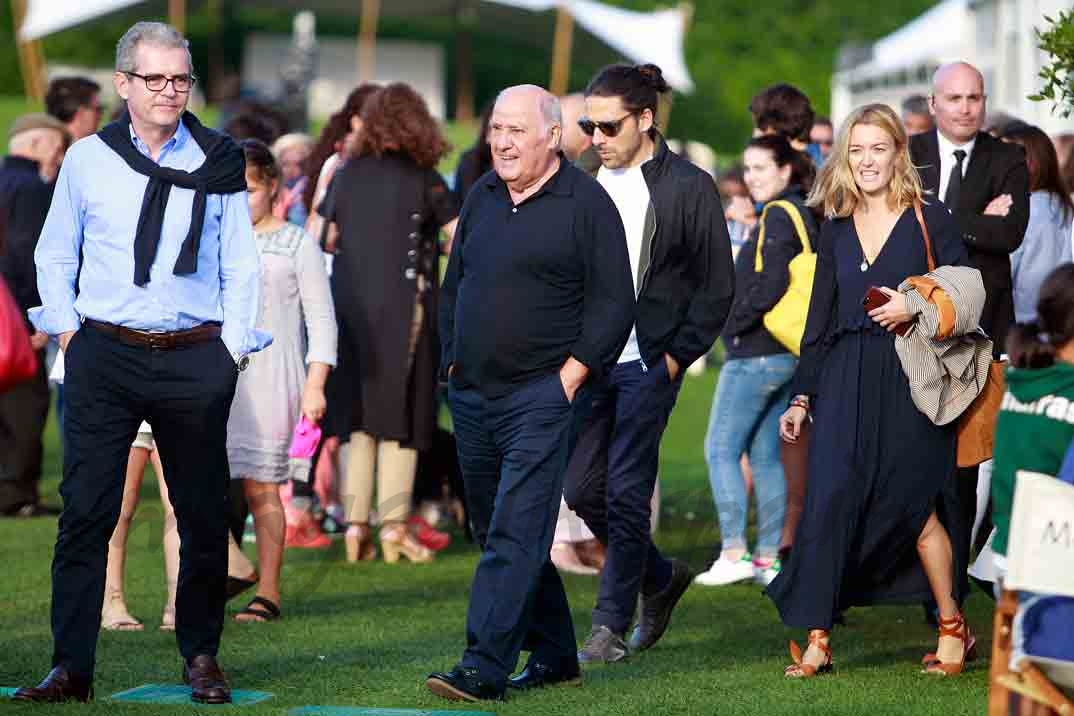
[913,200,936,272]
[84,319,221,350]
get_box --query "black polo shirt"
[440,155,635,399]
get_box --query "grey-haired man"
[14,22,267,704]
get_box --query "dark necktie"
[945,149,966,209]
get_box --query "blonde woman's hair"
[807,103,926,218]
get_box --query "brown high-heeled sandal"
[345,523,377,563]
[785,630,832,678]
[923,612,973,676]
[921,631,977,666]
[379,523,433,564]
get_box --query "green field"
[0,365,992,715]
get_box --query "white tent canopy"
[487,0,694,92]
[18,0,695,93]
[19,0,142,43]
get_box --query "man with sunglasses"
[15,21,268,705]
[564,63,735,665]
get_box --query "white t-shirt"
[597,162,650,364]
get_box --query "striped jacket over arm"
[894,265,993,425]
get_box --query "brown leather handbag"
[911,201,1004,468]
[956,358,1006,467]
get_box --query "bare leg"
[314,436,341,510]
[779,421,810,555]
[235,480,284,621]
[917,512,963,662]
[228,529,256,579]
[152,451,179,629]
[101,447,149,630]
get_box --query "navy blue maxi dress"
[767,202,969,630]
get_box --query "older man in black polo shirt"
[427,85,634,703]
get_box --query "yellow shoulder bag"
[755,200,814,356]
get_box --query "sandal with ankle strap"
[922,612,972,676]
[234,596,281,623]
[785,631,832,678]
[921,630,977,667]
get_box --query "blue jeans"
[563,359,681,634]
[704,353,796,558]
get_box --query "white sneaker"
[693,553,754,586]
[753,557,782,586]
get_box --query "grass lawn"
[0,365,992,715]
[0,95,41,136]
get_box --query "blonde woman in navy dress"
[769,104,973,678]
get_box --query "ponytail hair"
[242,138,281,199]
[745,134,816,195]
[1008,263,1074,369]
[585,63,670,117]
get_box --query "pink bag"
[288,416,322,459]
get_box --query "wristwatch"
[233,352,250,372]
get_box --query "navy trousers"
[53,322,238,678]
[450,372,587,688]
[563,358,681,634]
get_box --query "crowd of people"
[1,17,1072,708]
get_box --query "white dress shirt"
[937,131,977,205]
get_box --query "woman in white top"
[226,140,337,623]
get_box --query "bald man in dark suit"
[909,61,1030,609]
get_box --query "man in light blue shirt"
[14,21,268,706]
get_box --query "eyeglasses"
[124,71,196,93]
[577,113,635,138]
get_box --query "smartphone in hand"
[862,286,911,336]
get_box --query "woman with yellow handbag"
[696,135,818,588]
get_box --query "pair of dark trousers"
[53,322,238,678]
[450,372,586,689]
[0,350,49,513]
[563,358,680,635]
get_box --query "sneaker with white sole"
[753,557,781,586]
[693,552,754,586]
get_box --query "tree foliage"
[0,0,936,153]
[1030,10,1074,117]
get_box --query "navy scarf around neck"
[97,111,247,286]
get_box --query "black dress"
[322,152,458,451]
[767,202,969,630]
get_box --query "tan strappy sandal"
[923,612,973,676]
[785,630,833,678]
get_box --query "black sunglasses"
[577,112,635,138]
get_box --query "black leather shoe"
[425,665,504,702]
[507,659,581,690]
[577,625,629,664]
[11,666,93,703]
[182,655,232,704]
[629,559,693,653]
